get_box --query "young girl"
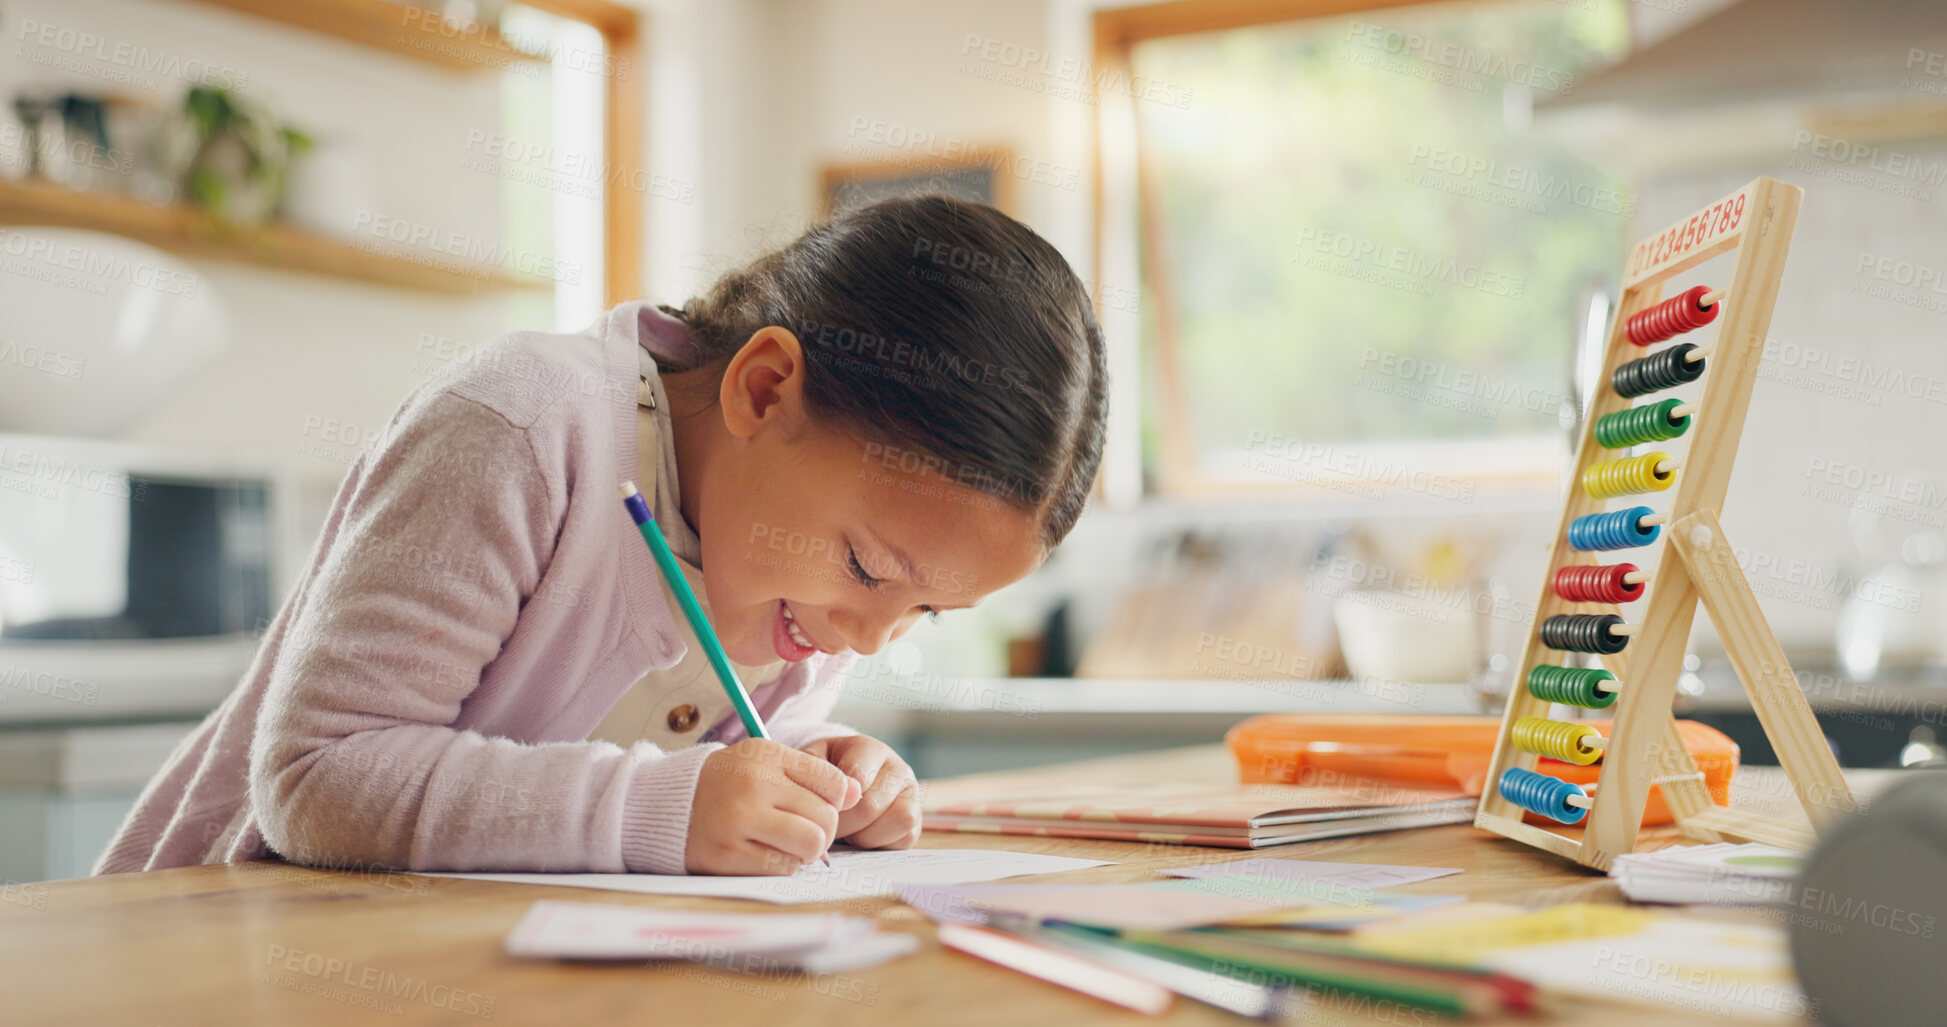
[95,196,1107,877]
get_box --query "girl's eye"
[846,548,882,590]
[922,607,942,622]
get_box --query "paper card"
[1639,843,1803,878]
[505,901,868,960]
[1160,858,1463,891]
[899,883,1107,925]
[794,932,922,975]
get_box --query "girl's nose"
[832,605,902,656]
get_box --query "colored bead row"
[1527,664,1619,710]
[1625,285,1718,346]
[1498,767,1591,824]
[1614,343,1706,398]
[1540,613,1631,654]
[1583,452,1678,499]
[1567,507,1663,551]
[1594,398,1691,449]
[1512,715,1607,765]
[1554,563,1644,604]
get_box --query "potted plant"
[161,86,312,227]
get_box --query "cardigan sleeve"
[250,389,714,874]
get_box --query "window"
[499,6,613,331]
[1112,1,1631,491]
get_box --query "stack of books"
[923,781,1478,848]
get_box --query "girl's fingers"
[837,760,908,836]
[842,783,921,850]
[768,787,840,850]
[833,741,889,792]
[828,743,884,819]
[747,808,829,872]
[739,840,813,877]
[779,746,859,810]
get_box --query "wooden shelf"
[186,0,544,73]
[0,177,548,295]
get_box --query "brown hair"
[666,195,1107,548]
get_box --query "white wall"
[1632,150,1947,656]
[636,0,1084,299]
[3,0,527,548]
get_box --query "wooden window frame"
[1091,0,1534,497]
[521,0,644,308]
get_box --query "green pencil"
[619,481,831,867]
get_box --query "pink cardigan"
[94,302,856,877]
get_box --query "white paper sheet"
[419,848,1114,904]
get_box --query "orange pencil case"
[1226,713,1738,826]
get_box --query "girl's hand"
[802,735,921,850]
[685,739,861,875]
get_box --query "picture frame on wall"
[820,149,1015,217]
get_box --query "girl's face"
[671,328,1049,666]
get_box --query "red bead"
[1553,563,1643,604]
[1625,285,1718,346]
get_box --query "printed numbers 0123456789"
[1633,193,1747,276]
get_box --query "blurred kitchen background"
[3,0,1946,881]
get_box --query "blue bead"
[1568,506,1660,551]
[1499,767,1588,824]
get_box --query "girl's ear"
[719,326,808,440]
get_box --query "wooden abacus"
[1475,177,1855,871]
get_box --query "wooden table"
[0,746,1832,1026]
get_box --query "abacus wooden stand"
[1475,177,1855,871]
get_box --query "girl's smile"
[774,600,826,662]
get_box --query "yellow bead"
[1582,451,1676,499]
[1511,716,1604,765]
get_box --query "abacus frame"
[1475,177,1854,871]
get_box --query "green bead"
[1594,398,1691,449]
[1526,664,1618,709]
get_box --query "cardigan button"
[656,631,675,658]
[666,704,700,732]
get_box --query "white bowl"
[0,227,228,437]
[1334,589,1480,684]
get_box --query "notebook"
[922,781,1478,848]
[1609,842,1803,905]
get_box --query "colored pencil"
[619,481,830,867]
[938,922,1174,1014]
[620,481,768,739]
[991,920,1290,1020]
